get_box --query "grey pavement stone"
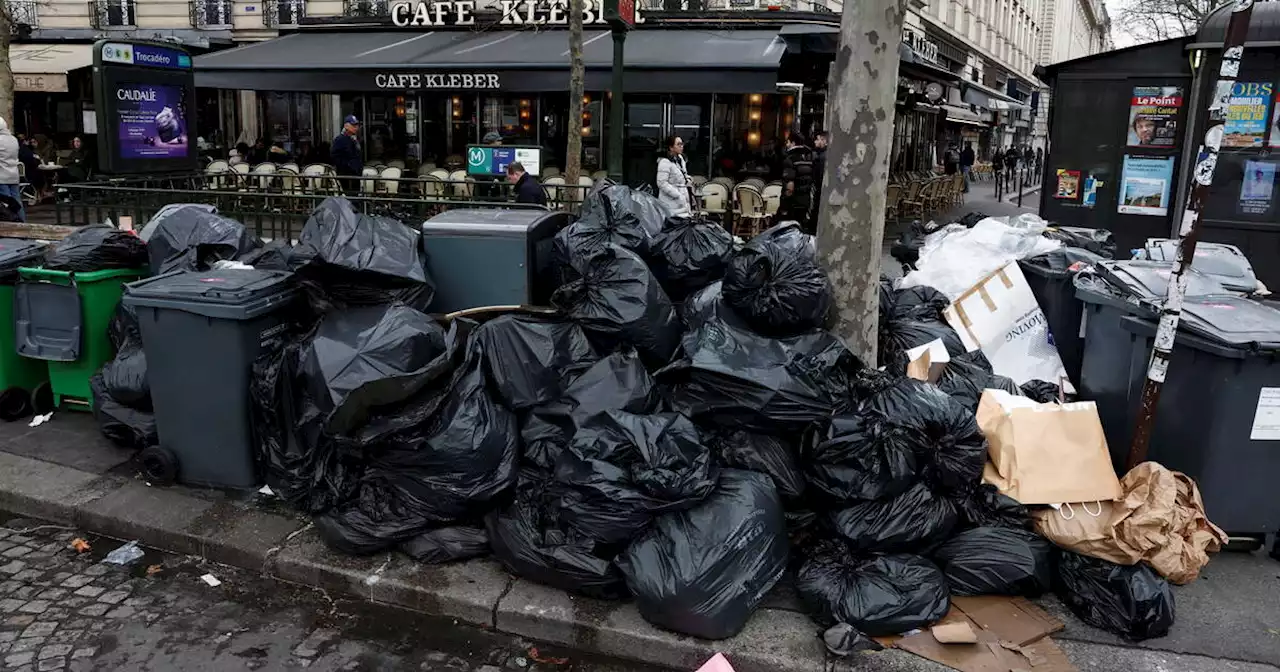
[56,597,87,610]
[0,597,24,612]
[12,570,43,582]
[34,589,66,601]
[0,560,26,574]
[5,614,35,627]
[80,566,107,577]
[57,576,92,589]
[0,631,17,643]
[0,579,21,593]
[70,586,102,598]
[75,604,107,617]
[2,546,32,558]
[292,628,337,658]
[10,637,43,653]
[36,655,65,671]
[70,648,93,660]
[18,600,49,614]
[104,606,134,619]
[12,586,36,599]
[47,630,82,645]
[20,622,57,639]
[96,591,128,605]
[5,651,34,667]
[37,644,72,660]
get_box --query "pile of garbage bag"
[45,224,149,272]
[142,204,257,274]
[91,301,156,451]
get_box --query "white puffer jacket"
[0,119,19,186]
[656,154,692,217]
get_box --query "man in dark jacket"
[959,141,975,193]
[781,132,816,232]
[506,162,545,206]
[1003,146,1020,190]
[331,115,363,194]
[810,130,828,221]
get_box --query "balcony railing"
[4,0,38,29]
[264,0,306,27]
[343,0,390,18]
[88,0,136,28]
[190,0,233,27]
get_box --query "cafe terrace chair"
[542,176,565,207]
[204,160,229,190]
[711,177,735,190]
[249,163,277,192]
[276,166,300,194]
[761,182,783,217]
[387,160,406,170]
[699,182,729,221]
[542,167,561,179]
[885,183,902,223]
[591,170,610,181]
[733,183,769,238]
[689,175,708,188]
[428,168,450,181]
[380,166,403,195]
[417,163,437,175]
[300,163,329,193]
[360,167,380,195]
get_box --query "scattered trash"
[1054,550,1175,641]
[27,412,52,428]
[694,653,736,672]
[102,540,145,565]
[930,620,978,644]
[69,538,91,554]
[257,484,275,497]
[526,648,568,666]
[822,622,883,656]
[200,573,223,587]
[145,564,163,577]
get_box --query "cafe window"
[481,94,537,147]
[262,92,314,156]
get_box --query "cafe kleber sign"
[375,72,501,89]
[390,0,641,26]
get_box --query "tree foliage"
[1113,0,1222,44]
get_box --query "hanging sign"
[1126,86,1182,147]
[1223,81,1274,148]
[390,0,636,27]
[1117,155,1175,217]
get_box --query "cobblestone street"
[0,517,654,672]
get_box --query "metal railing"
[55,173,589,242]
[263,0,306,27]
[5,0,38,29]
[88,0,136,28]
[190,0,233,27]
[342,0,389,18]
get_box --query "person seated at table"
[268,142,290,163]
[18,137,42,196]
[247,138,269,165]
[62,136,92,183]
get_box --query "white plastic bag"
[943,262,1075,392]
[901,215,1063,298]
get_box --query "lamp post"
[604,0,634,182]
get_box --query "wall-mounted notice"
[1118,155,1175,216]
[1239,160,1277,216]
[1223,81,1274,148]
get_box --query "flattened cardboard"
[894,596,1074,672]
[933,621,979,644]
[951,596,1065,647]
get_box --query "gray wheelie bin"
[123,269,297,488]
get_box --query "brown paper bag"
[978,390,1122,505]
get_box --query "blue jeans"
[0,184,25,222]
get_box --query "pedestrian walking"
[1003,146,1020,191]
[0,118,25,222]
[992,147,1005,194]
[656,135,694,218]
[959,141,975,193]
[780,131,816,232]
[943,143,960,176]
[331,115,363,195]
[506,161,546,206]
[810,130,828,221]
[1035,147,1044,176]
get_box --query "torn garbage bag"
[297,303,448,435]
[801,414,917,506]
[658,317,862,433]
[290,197,434,311]
[647,216,734,301]
[617,469,788,640]
[475,313,597,411]
[1054,551,1175,641]
[44,224,148,272]
[552,244,680,367]
[143,205,257,274]
[399,525,490,564]
[555,410,718,545]
[486,469,628,600]
[931,527,1054,597]
[795,537,950,636]
[705,429,804,500]
[862,378,987,495]
[829,481,959,554]
[90,373,156,451]
[521,350,662,470]
[722,224,832,337]
[315,336,519,553]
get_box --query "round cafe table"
[37,164,65,201]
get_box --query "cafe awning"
[942,104,989,127]
[194,29,788,93]
[961,80,1030,111]
[9,43,94,93]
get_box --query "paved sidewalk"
[0,413,1275,671]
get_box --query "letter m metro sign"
[605,0,634,29]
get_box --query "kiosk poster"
[1240,160,1276,215]
[1270,104,1280,147]
[1054,169,1081,199]
[1126,86,1182,147]
[114,82,188,159]
[1223,82,1274,148]
[1118,155,1175,216]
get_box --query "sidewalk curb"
[0,451,845,672]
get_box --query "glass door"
[669,95,710,178]
[624,95,664,187]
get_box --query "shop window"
[90,0,136,27]
[263,92,315,159]
[481,95,537,147]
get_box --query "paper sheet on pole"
[1249,387,1280,440]
[943,262,1075,392]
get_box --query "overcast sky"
[1104,0,1140,48]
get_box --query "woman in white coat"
[655,135,693,217]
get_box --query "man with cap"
[332,114,363,195]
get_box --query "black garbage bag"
[316,333,519,554]
[553,185,662,273]
[1022,247,1107,275]
[722,225,832,337]
[143,205,256,274]
[89,373,156,450]
[884,285,950,322]
[957,212,988,228]
[956,483,1032,530]
[107,300,141,349]
[935,351,1004,413]
[801,414,917,506]
[1021,379,1071,403]
[239,239,292,271]
[1055,551,1175,641]
[829,482,959,554]
[889,220,931,267]
[399,525,490,564]
[752,221,817,258]
[297,304,448,435]
[679,281,750,332]
[863,378,987,495]
[617,469,787,640]
[44,224,147,272]
[101,344,150,410]
[475,314,597,411]
[931,527,1054,597]
[647,216,734,301]
[658,317,862,433]
[1043,226,1116,258]
[486,469,628,600]
[795,537,949,636]
[556,410,718,545]
[877,317,966,374]
[521,350,662,471]
[551,244,681,367]
[291,197,434,311]
[705,429,804,500]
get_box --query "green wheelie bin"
[0,240,52,420]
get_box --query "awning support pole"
[608,28,626,182]
[1127,0,1259,470]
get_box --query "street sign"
[92,39,197,175]
[605,0,634,29]
[465,145,543,177]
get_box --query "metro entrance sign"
[466,145,543,177]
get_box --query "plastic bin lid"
[1143,239,1259,293]
[124,269,295,320]
[1096,260,1225,301]
[1177,295,1280,350]
[0,239,47,273]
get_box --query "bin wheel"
[0,387,31,422]
[139,446,178,486]
[29,382,53,416]
[1224,535,1265,553]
